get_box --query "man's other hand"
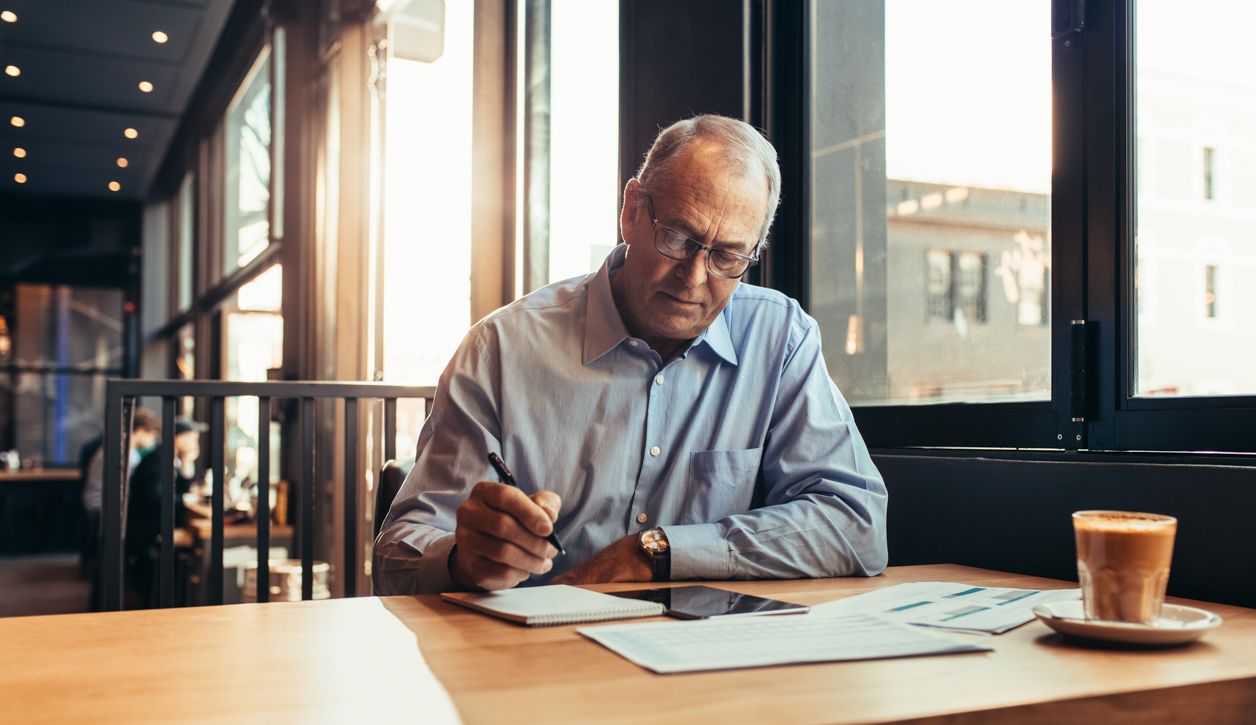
[449,481,561,591]
[550,534,651,585]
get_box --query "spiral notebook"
[441,585,665,626]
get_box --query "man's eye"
[669,232,696,249]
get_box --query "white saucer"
[1033,599,1222,646]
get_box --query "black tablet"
[609,585,810,620]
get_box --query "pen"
[486,452,565,555]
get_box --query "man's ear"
[620,178,643,245]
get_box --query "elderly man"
[375,114,887,594]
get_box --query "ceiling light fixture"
[0,10,16,23]
[14,172,26,184]
[124,127,138,139]
[108,181,121,192]
[138,80,153,93]
[4,65,19,77]
[10,115,23,128]
[116,157,128,168]
[13,147,25,158]
[151,30,168,44]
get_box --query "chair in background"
[374,459,414,539]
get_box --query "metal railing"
[102,379,436,611]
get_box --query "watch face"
[640,528,669,555]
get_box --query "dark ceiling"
[0,0,234,201]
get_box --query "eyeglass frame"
[643,194,761,280]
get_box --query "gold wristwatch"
[638,527,671,582]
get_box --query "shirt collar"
[583,245,632,365]
[582,244,740,368]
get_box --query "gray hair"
[635,114,781,249]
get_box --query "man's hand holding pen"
[449,480,563,591]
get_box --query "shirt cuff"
[374,531,458,595]
[663,523,732,580]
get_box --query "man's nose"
[675,249,708,286]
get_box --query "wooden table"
[0,467,81,484]
[3,564,1254,723]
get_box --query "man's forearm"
[665,491,888,581]
[372,523,458,595]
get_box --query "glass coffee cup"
[1073,510,1177,623]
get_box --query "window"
[954,251,987,325]
[925,249,992,326]
[808,0,1051,409]
[176,172,195,312]
[925,249,951,320]
[224,49,273,273]
[1133,0,1256,400]
[380,0,474,387]
[1203,264,1218,320]
[1202,146,1215,200]
[545,1,619,283]
[750,0,1256,451]
[221,265,283,494]
[8,285,124,465]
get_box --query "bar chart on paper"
[811,582,1079,634]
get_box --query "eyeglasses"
[644,195,759,279]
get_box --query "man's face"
[132,429,158,451]
[174,431,200,465]
[616,143,768,353]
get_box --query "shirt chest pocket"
[681,448,762,524]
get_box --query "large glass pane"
[224,49,272,273]
[222,265,283,500]
[546,2,619,283]
[809,0,1051,406]
[8,285,123,465]
[1133,1,1256,397]
[381,0,473,389]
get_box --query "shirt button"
[636,513,648,524]
[628,340,639,348]
[649,445,660,457]
[654,374,665,385]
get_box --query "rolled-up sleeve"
[668,319,889,581]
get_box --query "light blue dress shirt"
[374,245,888,594]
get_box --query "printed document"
[811,581,1079,634]
[579,612,989,674]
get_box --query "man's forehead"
[653,175,767,249]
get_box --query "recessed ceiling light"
[0,11,16,23]
[4,65,19,78]
[124,127,138,139]
[138,80,153,93]
[108,181,121,192]
[13,147,25,158]
[116,157,128,168]
[9,115,23,128]
[151,30,168,44]
[14,172,26,184]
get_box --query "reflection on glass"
[810,0,1051,406]
[382,0,473,387]
[547,2,619,282]
[1134,0,1256,397]
[224,49,272,272]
